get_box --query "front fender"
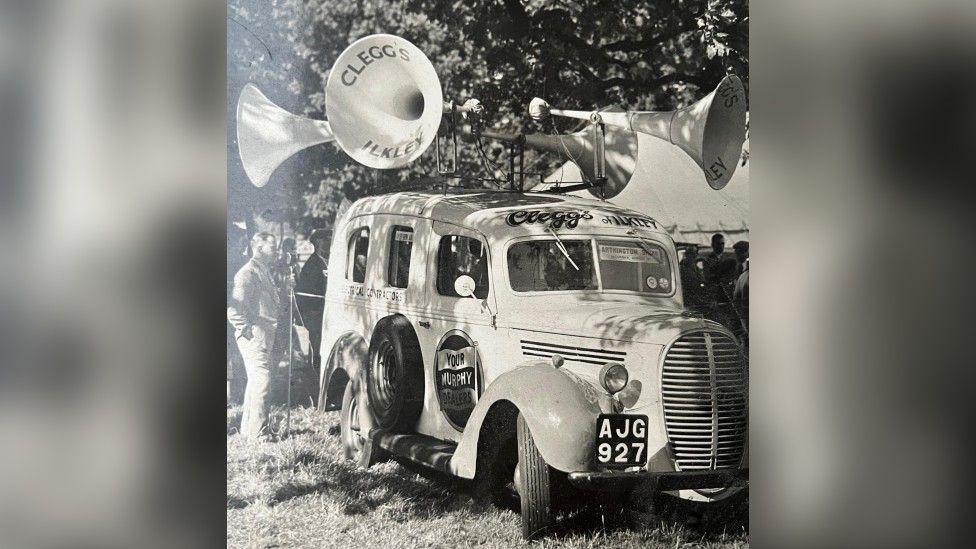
[451,360,615,478]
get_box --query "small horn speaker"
[236,84,334,188]
[530,74,747,191]
[627,74,746,190]
[520,116,638,199]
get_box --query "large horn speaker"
[530,74,747,193]
[326,34,443,169]
[235,34,443,187]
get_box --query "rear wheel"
[340,382,364,461]
[517,414,555,539]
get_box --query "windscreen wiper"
[547,227,580,271]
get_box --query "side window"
[437,235,489,299]
[387,226,413,288]
[345,227,370,283]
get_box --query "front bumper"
[567,468,748,492]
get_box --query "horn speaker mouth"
[388,87,425,121]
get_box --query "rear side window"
[345,227,370,283]
[436,235,489,299]
[387,226,413,288]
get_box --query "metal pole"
[518,135,525,191]
[508,142,515,190]
[285,286,294,436]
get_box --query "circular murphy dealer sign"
[434,330,481,431]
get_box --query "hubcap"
[345,390,364,454]
[370,340,398,413]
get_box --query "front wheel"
[517,414,555,539]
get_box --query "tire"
[340,380,388,467]
[517,413,555,539]
[340,381,364,461]
[365,317,424,432]
[480,435,519,513]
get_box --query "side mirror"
[454,275,477,298]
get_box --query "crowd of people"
[679,233,749,342]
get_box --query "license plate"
[595,414,648,467]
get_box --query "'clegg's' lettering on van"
[506,209,593,229]
[504,209,657,230]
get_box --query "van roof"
[343,191,669,237]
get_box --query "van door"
[423,220,496,433]
[373,215,428,314]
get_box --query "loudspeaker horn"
[530,74,747,191]
[481,108,638,198]
[236,34,444,187]
[325,34,442,169]
[236,84,334,188]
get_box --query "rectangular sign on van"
[598,244,661,264]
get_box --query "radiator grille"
[662,331,747,470]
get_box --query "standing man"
[702,233,738,330]
[296,230,329,370]
[679,245,706,310]
[228,232,281,439]
[703,233,736,303]
[732,240,749,282]
[295,231,315,266]
[732,240,750,339]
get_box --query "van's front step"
[372,430,458,475]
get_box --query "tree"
[228,0,748,238]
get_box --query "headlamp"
[599,363,629,395]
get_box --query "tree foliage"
[228,0,748,236]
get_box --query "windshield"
[507,239,597,291]
[508,238,674,294]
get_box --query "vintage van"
[316,190,748,538]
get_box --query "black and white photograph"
[227,1,749,546]
[8,0,976,548]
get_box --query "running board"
[373,430,458,475]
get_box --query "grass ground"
[227,403,748,549]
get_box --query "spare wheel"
[365,316,424,431]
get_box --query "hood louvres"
[662,330,747,470]
[520,339,626,366]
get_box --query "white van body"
[316,191,747,532]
